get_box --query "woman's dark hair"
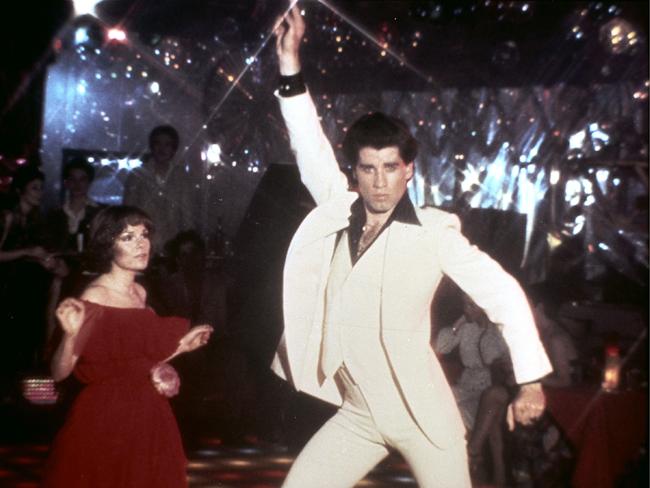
[11,164,45,194]
[342,112,418,166]
[86,205,154,273]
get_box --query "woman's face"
[21,178,44,208]
[112,223,151,272]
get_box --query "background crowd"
[0,121,646,487]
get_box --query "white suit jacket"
[271,91,552,448]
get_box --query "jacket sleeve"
[277,91,350,205]
[434,212,552,384]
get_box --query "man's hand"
[506,381,546,430]
[274,4,305,75]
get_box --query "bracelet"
[278,72,307,97]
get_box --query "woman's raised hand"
[55,298,85,337]
[177,324,214,354]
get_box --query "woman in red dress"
[42,205,213,487]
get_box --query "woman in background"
[42,205,212,488]
[0,165,65,401]
[436,293,511,486]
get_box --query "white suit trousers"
[282,368,471,488]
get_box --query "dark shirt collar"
[346,191,420,263]
[349,190,421,228]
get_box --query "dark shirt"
[1,207,46,251]
[44,204,103,254]
[346,192,421,264]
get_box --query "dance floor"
[0,438,419,487]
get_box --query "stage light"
[74,26,90,45]
[73,0,100,17]
[72,16,104,49]
[600,18,641,55]
[550,169,560,185]
[596,169,610,183]
[569,130,586,150]
[107,28,127,43]
[546,232,562,251]
[206,144,223,165]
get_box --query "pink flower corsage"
[150,362,180,398]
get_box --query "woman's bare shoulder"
[81,282,112,306]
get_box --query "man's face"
[150,134,177,165]
[354,146,413,216]
[64,168,90,199]
[177,241,203,271]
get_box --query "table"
[544,386,647,488]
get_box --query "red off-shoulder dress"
[42,301,189,488]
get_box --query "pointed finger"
[290,5,305,27]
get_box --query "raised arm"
[51,298,85,381]
[274,5,349,205]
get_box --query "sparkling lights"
[205,144,223,165]
[600,18,641,54]
[34,0,649,291]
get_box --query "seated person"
[533,300,578,388]
[436,293,509,430]
[436,294,512,486]
[148,230,227,327]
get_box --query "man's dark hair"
[86,205,154,273]
[165,230,205,259]
[148,125,180,151]
[11,164,45,194]
[62,157,95,182]
[342,112,418,166]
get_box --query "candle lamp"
[601,345,621,393]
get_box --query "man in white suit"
[271,7,552,487]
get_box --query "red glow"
[107,28,127,42]
[213,472,245,480]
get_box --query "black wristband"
[278,72,307,97]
